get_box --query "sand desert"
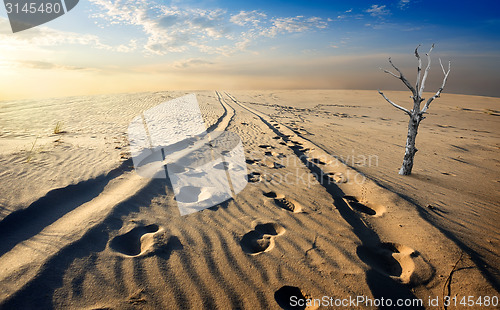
[0,90,498,309]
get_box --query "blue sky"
[0,0,499,99]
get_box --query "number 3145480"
[444,296,498,307]
[5,2,62,14]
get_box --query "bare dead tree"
[378,44,451,175]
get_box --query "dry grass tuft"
[54,121,64,134]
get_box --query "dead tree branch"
[419,44,434,97]
[421,58,451,114]
[415,45,422,95]
[378,90,412,116]
[380,58,417,97]
[380,66,400,79]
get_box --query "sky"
[0,0,499,100]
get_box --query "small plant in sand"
[53,121,64,134]
[378,44,451,175]
[26,136,39,163]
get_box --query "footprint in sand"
[263,191,285,199]
[264,191,303,213]
[309,158,326,165]
[247,172,262,183]
[240,222,285,255]
[274,286,316,310]
[176,186,211,204]
[290,143,303,150]
[110,224,183,258]
[357,242,434,285]
[246,159,261,165]
[265,151,279,157]
[323,172,348,184]
[342,196,385,217]
[332,173,347,183]
[109,224,159,257]
[259,144,274,149]
[259,159,275,168]
[259,159,286,169]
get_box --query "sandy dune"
[0,90,498,309]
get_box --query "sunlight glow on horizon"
[1,0,499,100]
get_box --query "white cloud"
[15,60,93,71]
[90,0,241,54]
[261,16,329,37]
[364,21,421,31]
[365,5,390,17]
[230,10,267,27]
[1,18,94,47]
[89,1,330,55]
[172,58,215,69]
[116,40,138,53]
[1,1,332,58]
[399,0,411,9]
[337,8,353,19]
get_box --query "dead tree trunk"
[378,44,451,175]
[401,115,420,174]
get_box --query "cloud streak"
[399,0,411,9]
[16,60,93,71]
[365,5,390,17]
[0,17,135,53]
[230,10,267,27]
[261,16,329,37]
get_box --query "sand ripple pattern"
[0,91,495,309]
